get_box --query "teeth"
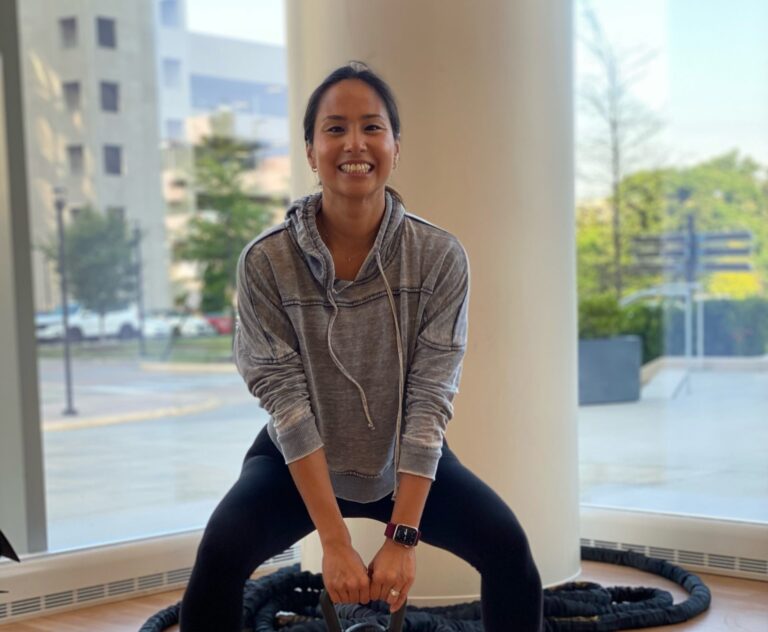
[340,163,372,173]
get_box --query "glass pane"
[575,0,768,523]
[96,17,117,49]
[100,81,119,112]
[59,17,77,48]
[17,0,288,552]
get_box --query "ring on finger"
[389,588,400,597]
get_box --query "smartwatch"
[384,522,421,547]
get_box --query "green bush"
[579,294,768,364]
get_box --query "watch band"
[385,522,421,547]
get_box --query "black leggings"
[180,427,543,631]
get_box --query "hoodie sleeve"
[398,239,470,480]
[233,243,324,464]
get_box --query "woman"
[179,62,543,632]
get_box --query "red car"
[205,312,234,335]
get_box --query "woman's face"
[306,79,400,206]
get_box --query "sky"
[185,0,768,191]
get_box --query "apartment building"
[19,0,170,312]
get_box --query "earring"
[393,156,399,170]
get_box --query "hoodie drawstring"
[323,252,405,501]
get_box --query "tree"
[42,206,136,336]
[578,0,664,298]
[174,135,274,314]
[577,151,768,301]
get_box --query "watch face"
[394,525,418,547]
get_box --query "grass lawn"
[36,334,234,363]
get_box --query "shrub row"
[579,295,768,363]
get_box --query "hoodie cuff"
[397,440,443,481]
[276,415,324,464]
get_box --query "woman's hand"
[322,540,371,606]
[367,539,416,613]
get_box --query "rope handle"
[319,589,407,632]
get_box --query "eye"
[366,124,384,131]
[327,125,344,133]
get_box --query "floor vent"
[593,539,618,549]
[138,573,164,590]
[648,547,675,562]
[11,597,41,616]
[708,554,736,570]
[678,550,706,566]
[166,567,192,585]
[619,543,646,554]
[77,584,105,602]
[739,558,768,574]
[108,579,135,596]
[0,603,7,619]
[44,591,74,609]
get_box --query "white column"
[287,0,579,602]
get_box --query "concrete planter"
[578,336,642,405]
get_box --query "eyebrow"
[321,114,386,123]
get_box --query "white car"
[36,304,172,342]
[149,310,217,337]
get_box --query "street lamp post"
[133,223,146,357]
[53,186,77,416]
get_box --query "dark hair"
[303,61,404,204]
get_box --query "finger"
[359,574,371,604]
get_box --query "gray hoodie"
[233,190,469,502]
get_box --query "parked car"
[36,304,172,342]
[205,312,234,335]
[148,310,217,337]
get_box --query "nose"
[343,128,367,152]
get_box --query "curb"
[44,398,222,432]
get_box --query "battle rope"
[138,546,711,631]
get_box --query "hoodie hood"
[285,190,405,291]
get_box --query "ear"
[394,139,401,163]
[305,142,316,171]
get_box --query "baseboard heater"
[580,506,768,581]
[0,530,299,624]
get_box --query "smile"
[339,162,374,174]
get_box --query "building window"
[96,17,116,48]
[67,145,84,175]
[160,0,180,27]
[162,58,182,89]
[165,119,184,141]
[103,145,122,175]
[62,81,81,110]
[59,17,77,48]
[100,81,119,112]
[107,206,126,224]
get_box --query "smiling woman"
[177,61,543,632]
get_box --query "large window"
[575,0,767,524]
[7,0,289,555]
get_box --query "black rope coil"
[138,546,711,631]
